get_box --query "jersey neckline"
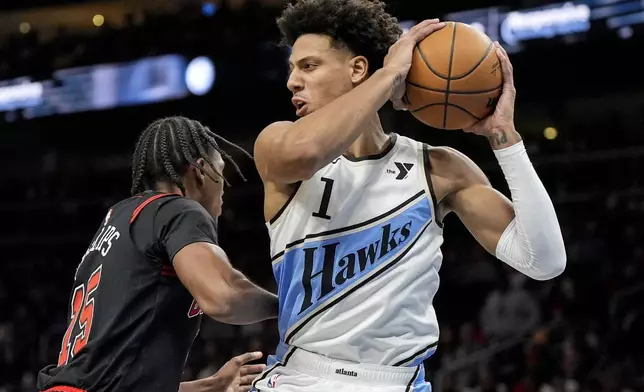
[341,133,397,162]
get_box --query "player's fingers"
[495,42,515,89]
[405,18,439,38]
[240,374,259,385]
[232,351,263,367]
[403,19,439,41]
[410,20,446,42]
[417,21,447,38]
[239,364,266,377]
[462,121,484,134]
[392,99,408,111]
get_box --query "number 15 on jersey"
[57,265,103,366]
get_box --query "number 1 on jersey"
[313,177,334,220]
[57,265,103,366]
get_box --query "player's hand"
[463,42,521,148]
[383,19,446,111]
[217,352,266,392]
[180,352,265,392]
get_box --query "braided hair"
[130,116,252,195]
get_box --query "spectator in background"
[480,272,541,342]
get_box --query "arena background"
[0,0,643,390]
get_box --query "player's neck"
[154,182,183,195]
[344,115,389,159]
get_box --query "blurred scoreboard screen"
[446,0,643,51]
[0,54,215,121]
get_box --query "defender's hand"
[179,352,265,392]
[383,19,446,110]
[463,42,521,149]
[217,352,266,392]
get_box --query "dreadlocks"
[130,116,252,195]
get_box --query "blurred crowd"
[0,2,643,392]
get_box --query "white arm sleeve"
[493,141,566,280]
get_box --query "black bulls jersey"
[37,192,219,392]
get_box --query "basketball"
[405,21,503,130]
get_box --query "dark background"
[0,0,642,391]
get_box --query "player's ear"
[193,158,207,187]
[349,55,369,84]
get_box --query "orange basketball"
[405,22,503,130]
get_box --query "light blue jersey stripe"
[272,196,432,342]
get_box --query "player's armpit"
[173,242,278,325]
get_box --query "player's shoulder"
[424,145,489,186]
[391,134,470,164]
[128,192,211,225]
[255,121,293,147]
[154,195,210,217]
[261,120,294,133]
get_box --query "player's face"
[203,152,226,218]
[287,34,368,117]
[189,151,225,218]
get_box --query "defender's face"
[287,34,356,117]
[201,152,225,218]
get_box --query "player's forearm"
[282,68,397,169]
[232,278,279,324]
[213,270,278,325]
[494,141,567,280]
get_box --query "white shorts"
[251,347,431,392]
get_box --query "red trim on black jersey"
[130,193,176,224]
[161,265,177,277]
[41,386,87,392]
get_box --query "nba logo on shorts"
[267,374,280,388]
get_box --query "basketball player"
[37,116,278,392]
[251,1,566,391]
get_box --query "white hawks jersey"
[266,133,444,368]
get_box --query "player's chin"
[211,202,222,218]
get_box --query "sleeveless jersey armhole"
[268,181,303,226]
[421,144,444,228]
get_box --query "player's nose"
[287,71,304,93]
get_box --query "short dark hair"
[130,116,252,195]
[277,0,402,73]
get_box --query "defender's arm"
[174,243,278,325]
[153,198,277,325]
[436,146,566,281]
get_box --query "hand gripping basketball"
[383,19,446,111]
[463,42,517,137]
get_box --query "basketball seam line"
[411,103,483,121]
[452,40,495,80]
[443,23,458,129]
[413,30,495,81]
[407,80,503,94]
